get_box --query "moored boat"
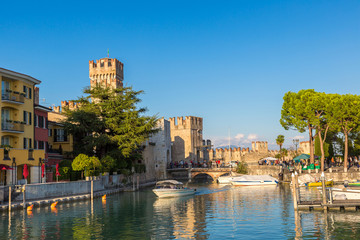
[320,187,360,200]
[152,180,196,198]
[231,175,278,186]
[307,180,333,187]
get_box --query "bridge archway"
[190,169,232,182]
[192,173,214,182]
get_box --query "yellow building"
[47,111,73,154]
[0,67,45,185]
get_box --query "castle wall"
[142,118,172,181]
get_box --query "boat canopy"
[156,180,183,185]
[262,157,278,161]
[232,175,278,181]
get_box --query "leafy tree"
[100,155,116,173]
[236,161,248,174]
[329,94,360,171]
[280,90,318,164]
[315,135,330,158]
[280,148,288,160]
[72,154,102,177]
[310,92,335,172]
[63,86,158,170]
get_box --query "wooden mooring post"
[8,186,11,213]
[22,185,26,209]
[91,180,94,201]
[321,172,327,212]
[292,173,298,211]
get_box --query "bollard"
[8,186,11,213]
[291,173,298,211]
[321,172,327,212]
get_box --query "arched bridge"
[167,168,233,182]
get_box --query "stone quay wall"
[12,174,147,201]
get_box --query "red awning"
[0,164,13,170]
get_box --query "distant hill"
[216,145,239,149]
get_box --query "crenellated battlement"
[89,58,123,89]
[252,141,268,153]
[61,100,80,111]
[169,116,203,130]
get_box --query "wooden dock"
[292,172,360,212]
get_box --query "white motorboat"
[327,187,360,200]
[231,175,278,186]
[217,172,241,184]
[218,176,236,184]
[152,180,196,198]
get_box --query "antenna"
[107,49,109,58]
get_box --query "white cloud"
[247,134,258,140]
[209,133,260,148]
[293,135,305,140]
[234,133,245,139]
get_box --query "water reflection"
[2,185,360,239]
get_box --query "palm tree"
[276,135,285,152]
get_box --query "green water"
[1,184,360,239]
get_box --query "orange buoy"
[102,194,106,200]
[27,204,34,211]
[51,202,58,208]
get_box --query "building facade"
[0,67,45,184]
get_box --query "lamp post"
[293,139,299,153]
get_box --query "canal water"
[1,183,360,239]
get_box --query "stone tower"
[89,58,124,90]
[169,116,203,164]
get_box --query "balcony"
[2,91,25,104]
[1,121,24,133]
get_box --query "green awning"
[293,154,310,163]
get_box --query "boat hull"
[308,181,333,187]
[152,189,196,198]
[231,180,278,186]
[218,176,236,184]
[332,189,360,200]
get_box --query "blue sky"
[1,0,359,149]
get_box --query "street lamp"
[293,139,299,153]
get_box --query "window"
[23,138,32,149]
[23,111,27,124]
[38,116,44,128]
[54,128,67,142]
[23,86,32,99]
[23,138,28,149]
[23,111,32,125]
[34,114,38,127]
[1,136,10,146]
[48,129,52,137]
[34,140,38,149]
[45,117,48,129]
[38,141,44,150]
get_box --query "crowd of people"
[168,160,237,169]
